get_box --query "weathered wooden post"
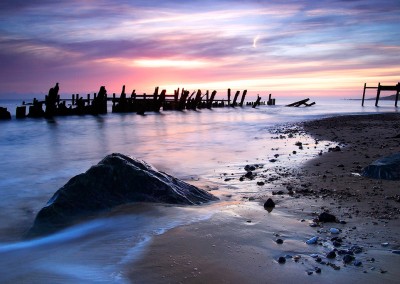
[375,83,381,107]
[208,90,217,109]
[113,93,116,107]
[396,82,400,107]
[72,94,75,105]
[16,106,26,118]
[361,83,367,106]
[252,95,262,108]
[227,88,231,106]
[239,90,247,106]
[232,90,240,106]
[87,94,90,105]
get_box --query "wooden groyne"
[9,84,276,119]
[361,82,400,107]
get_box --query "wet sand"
[128,113,400,283]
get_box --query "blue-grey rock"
[361,153,400,180]
[29,153,218,236]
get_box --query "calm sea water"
[0,97,398,282]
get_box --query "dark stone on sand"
[328,146,341,152]
[278,256,286,264]
[343,254,355,264]
[29,153,218,236]
[326,251,336,259]
[361,153,400,180]
[318,212,337,223]
[264,198,275,209]
[276,238,284,244]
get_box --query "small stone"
[307,271,313,275]
[276,238,284,244]
[278,257,286,264]
[343,254,355,264]
[306,236,319,245]
[392,250,400,254]
[257,181,265,186]
[318,212,337,222]
[353,260,362,267]
[330,228,340,234]
[264,198,275,209]
[326,251,336,259]
[315,267,322,274]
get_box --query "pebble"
[278,257,286,264]
[264,198,275,209]
[343,254,355,264]
[392,250,400,254]
[306,236,319,245]
[381,242,389,247]
[326,251,336,259]
[353,260,362,267]
[330,228,340,234]
[318,212,337,222]
[276,238,284,244]
[314,267,322,274]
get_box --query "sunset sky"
[0,0,399,98]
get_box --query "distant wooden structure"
[286,98,315,107]
[361,82,400,107]
[15,84,274,119]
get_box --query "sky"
[0,0,399,99]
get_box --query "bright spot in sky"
[253,35,260,48]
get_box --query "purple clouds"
[0,0,399,97]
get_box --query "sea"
[0,97,398,282]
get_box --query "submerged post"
[239,90,247,106]
[396,82,400,107]
[227,88,231,106]
[375,83,381,107]
[361,83,366,106]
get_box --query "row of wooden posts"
[13,85,276,119]
[361,82,400,107]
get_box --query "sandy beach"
[128,113,400,284]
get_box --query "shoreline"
[127,113,400,283]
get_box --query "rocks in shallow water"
[361,153,400,180]
[264,198,275,209]
[29,153,218,236]
[318,212,337,223]
[306,236,319,245]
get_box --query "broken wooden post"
[227,88,231,106]
[208,90,217,109]
[87,94,90,105]
[16,106,26,118]
[252,95,262,108]
[375,83,381,107]
[286,98,310,107]
[361,83,367,106]
[239,90,247,106]
[395,83,400,107]
[232,90,240,107]
[72,94,75,105]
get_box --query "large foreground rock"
[29,153,218,236]
[361,153,400,180]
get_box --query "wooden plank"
[286,98,309,107]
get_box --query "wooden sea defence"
[361,82,400,107]
[10,83,276,119]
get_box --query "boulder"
[361,153,400,180]
[29,153,218,236]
